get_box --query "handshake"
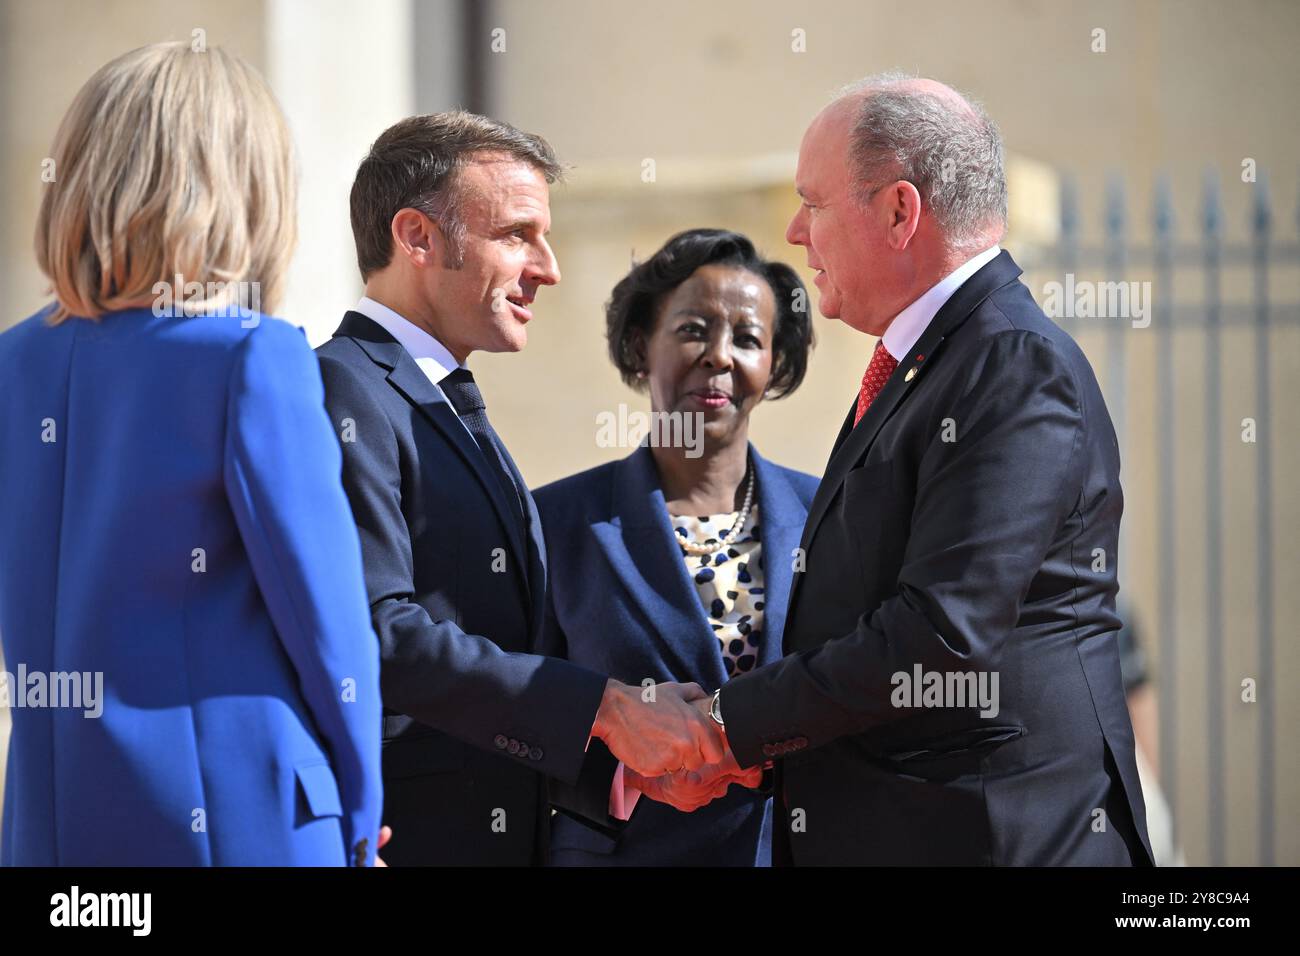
[591,679,764,813]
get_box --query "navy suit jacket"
[534,443,818,866]
[316,312,619,865]
[0,307,382,866]
[720,251,1156,865]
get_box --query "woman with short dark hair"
[534,228,818,866]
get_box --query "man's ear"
[390,207,439,267]
[886,180,923,250]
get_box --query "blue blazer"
[0,307,382,866]
[534,443,818,866]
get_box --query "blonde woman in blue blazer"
[0,42,382,866]
[535,229,817,866]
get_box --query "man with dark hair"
[316,111,726,865]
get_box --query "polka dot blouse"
[669,504,765,678]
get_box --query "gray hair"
[834,72,1007,250]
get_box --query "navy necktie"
[439,368,526,526]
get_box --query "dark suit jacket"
[720,252,1156,866]
[534,444,818,866]
[316,311,618,865]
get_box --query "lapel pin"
[904,367,917,382]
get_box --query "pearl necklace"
[676,463,756,556]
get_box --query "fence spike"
[1250,171,1272,237]
[1105,172,1126,239]
[1202,169,1222,237]
[1153,174,1175,238]
[1059,175,1079,241]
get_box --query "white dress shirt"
[354,296,464,387]
[352,296,638,820]
[880,245,1001,362]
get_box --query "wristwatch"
[709,689,725,728]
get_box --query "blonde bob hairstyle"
[35,41,297,323]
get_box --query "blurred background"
[1,0,1296,866]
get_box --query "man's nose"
[530,238,561,286]
[785,206,807,246]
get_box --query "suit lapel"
[749,448,804,668]
[332,312,532,593]
[591,445,729,688]
[790,252,1025,620]
[587,444,811,684]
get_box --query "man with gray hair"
[700,74,1154,865]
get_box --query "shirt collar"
[880,245,1001,362]
[354,296,463,385]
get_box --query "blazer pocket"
[839,460,895,566]
[882,724,1026,766]
[840,460,893,523]
[550,812,620,857]
[295,761,344,818]
[382,730,468,779]
[843,459,893,499]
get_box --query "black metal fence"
[1019,172,1299,865]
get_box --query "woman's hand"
[373,826,393,866]
[625,750,763,813]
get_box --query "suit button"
[493,734,508,750]
[507,739,521,755]
[762,743,777,758]
[529,746,543,761]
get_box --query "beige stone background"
[1,0,1296,865]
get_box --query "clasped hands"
[592,679,763,813]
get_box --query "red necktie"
[854,339,899,426]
